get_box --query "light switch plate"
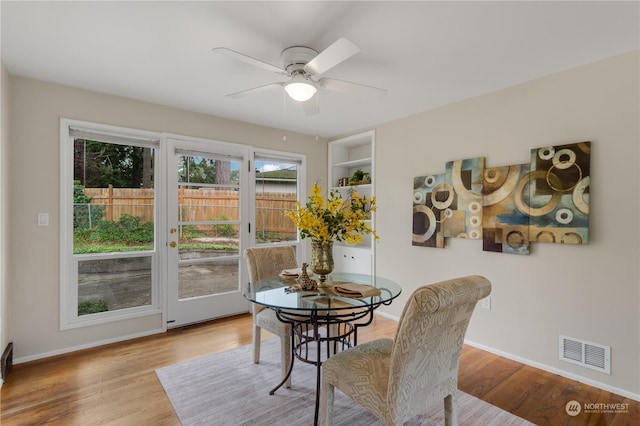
[38,213,49,227]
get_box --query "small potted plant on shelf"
[350,169,370,185]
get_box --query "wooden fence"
[83,186,297,236]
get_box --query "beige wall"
[373,50,639,397]
[8,76,326,361]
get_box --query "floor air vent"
[559,335,610,374]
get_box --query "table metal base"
[270,307,374,426]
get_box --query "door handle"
[169,241,177,248]
[170,228,177,234]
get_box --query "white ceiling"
[1,1,638,139]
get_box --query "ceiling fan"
[212,38,387,107]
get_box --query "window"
[60,120,162,329]
[253,151,304,245]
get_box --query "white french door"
[165,137,249,327]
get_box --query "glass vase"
[311,240,334,285]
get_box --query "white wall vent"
[559,335,610,374]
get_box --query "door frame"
[163,134,251,328]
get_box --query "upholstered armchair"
[320,275,491,426]
[245,246,298,388]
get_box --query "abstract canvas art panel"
[412,141,591,255]
[412,173,447,248]
[444,157,485,240]
[482,163,531,254]
[527,142,590,244]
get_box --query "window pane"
[78,256,152,315]
[177,155,240,186]
[176,155,241,262]
[73,139,155,254]
[178,259,239,300]
[178,223,240,260]
[255,160,298,243]
[72,136,156,318]
[178,185,240,222]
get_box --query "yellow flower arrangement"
[285,183,378,245]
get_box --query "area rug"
[156,339,534,426]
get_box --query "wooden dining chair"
[319,275,491,426]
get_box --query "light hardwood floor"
[1,313,638,425]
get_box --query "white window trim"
[251,148,306,255]
[59,118,164,330]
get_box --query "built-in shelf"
[330,183,372,192]
[328,130,376,275]
[333,157,372,169]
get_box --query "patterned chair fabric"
[320,275,491,426]
[245,246,298,388]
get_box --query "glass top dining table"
[244,271,402,314]
[243,272,402,426]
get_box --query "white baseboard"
[13,327,165,364]
[464,339,640,402]
[371,312,639,401]
[373,310,400,322]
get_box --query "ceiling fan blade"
[302,94,320,116]
[304,38,360,75]
[225,82,284,99]
[213,47,286,75]
[319,78,388,100]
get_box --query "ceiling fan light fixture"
[284,76,317,102]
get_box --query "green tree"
[74,139,153,189]
[178,156,218,184]
[230,169,239,184]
